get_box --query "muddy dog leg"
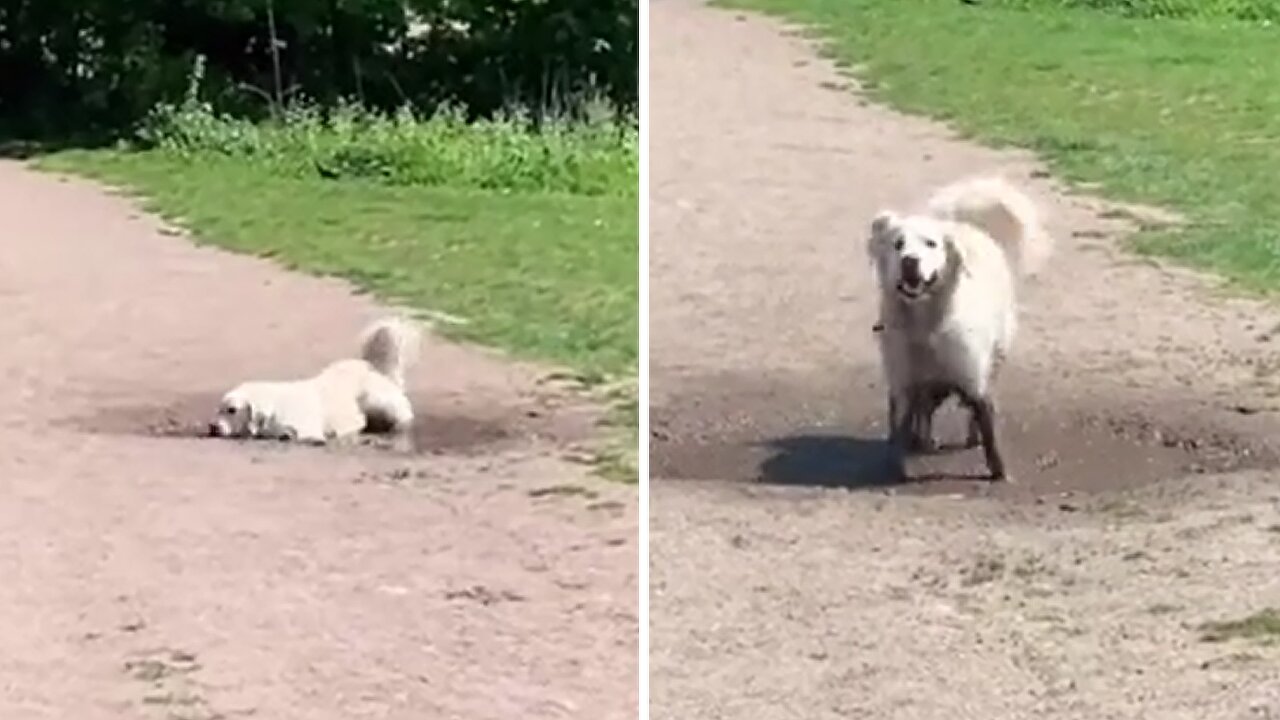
[890,388,932,451]
[887,391,915,480]
[908,383,953,453]
[965,352,1007,449]
[958,391,1007,480]
[889,384,946,481]
[961,407,982,449]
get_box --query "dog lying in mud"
[867,176,1053,480]
[208,317,421,444]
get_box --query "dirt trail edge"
[0,160,636,720]
[650,1,1280,718]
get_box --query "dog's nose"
[900,255,922,283]
[207,423,221,437]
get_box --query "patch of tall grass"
[136,59,637,197]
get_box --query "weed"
[1199,608,1280,643]
[136,62,636,198]
[962,554,1007,586]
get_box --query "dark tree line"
[0,0,637,137]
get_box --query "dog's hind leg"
[887,384,942,480]
[963,414,982,449]
[959,391,1007,481]
[907,392,931,453]
[908,383,952,453]
[383,392,416,453]
[360,386,415,452]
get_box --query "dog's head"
[209,388,255,438]
[867,211,964,303]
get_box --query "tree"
[0,0,638,137]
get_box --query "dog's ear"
[945,233,973,278]
[867,210,898,263]
[870,211,898,239]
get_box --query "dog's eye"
[925,238,939,249]
[223,406,237,415]
[893,238,905,251]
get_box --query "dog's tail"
[359,316,421,388]
[927,176,1053,278]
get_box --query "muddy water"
[67,393,539,457]
[650,370,1271,500]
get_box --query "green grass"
[40,150,638,377]
[34,74,639,479]
[593,380,640,483]
[1200,608,1280,643]
[988,0,1280,21]
[139,98,636,198]
[715,0,1280,293]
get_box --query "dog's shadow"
[756,433,989,489]
[757,434,898,489]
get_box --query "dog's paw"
[987,466,1013,483]
[904,428,939,455]
[961,424,984,449]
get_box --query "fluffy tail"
[927,176,1053,277]
[359,317,421,388]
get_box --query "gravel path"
[0,161,636,719]
[649,1,1280,717]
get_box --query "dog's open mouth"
[896,274,937,300]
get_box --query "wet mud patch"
[66,391,594,457]
[651,371,1275,500]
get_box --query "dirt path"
[0,161,636,719]
[650,1,1280,717]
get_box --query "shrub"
[0,0,637,137]
[137,60,637,197]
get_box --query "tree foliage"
[0,0,637,137]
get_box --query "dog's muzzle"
[896,256,936,299]
[900,256,923,284]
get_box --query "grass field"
[40,95,639,479]
[42,149,637,377]
[41,124,638,479]
[716,0,1280,292]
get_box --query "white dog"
[866,176,1052,480]
[208,317,421,444]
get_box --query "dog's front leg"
[961,392,1007,481]
[964,352,1006,450]
[886,392,911,481]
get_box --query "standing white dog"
[866,176,1052,480]
[208,317,421,444]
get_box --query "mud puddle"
[67,392,584,457]
[651,372,1273,500]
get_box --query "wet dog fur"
[867,176,1052,480]
[208,317,421,444]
